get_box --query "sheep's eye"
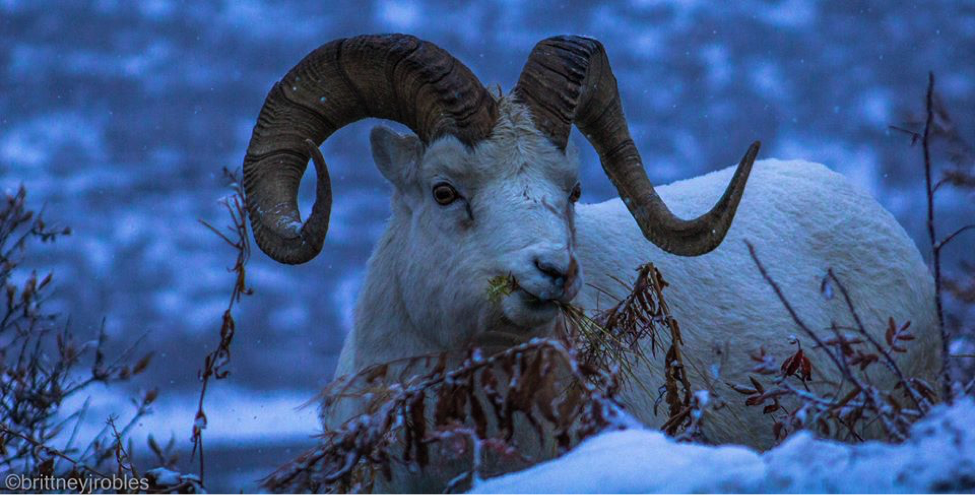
[432,182,459,205]
[569,182,582,203]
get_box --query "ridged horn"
[514,35,759,256]
[243,34,498,264]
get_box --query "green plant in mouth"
[486,273,517,304]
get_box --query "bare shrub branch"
[191,168,253,482]
[0,185,171,488]
[891,72,975,402]
[264,338,628,493]
[740,240,935,443]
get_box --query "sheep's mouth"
[491,275,561,330]
[504,286,560,324]
[504,276,556,311]
[487,274,559,312]
[517,288,558,311]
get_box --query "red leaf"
[749,376,765,394]
[728,383,757,395]
[800,355,812,381]
[780,355,795,376]
[857,353,879,370]
[782,349,803,378]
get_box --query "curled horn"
[514,35,759,256]
[243,34,498,264]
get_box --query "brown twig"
[921,72,954,403]
[192,168,253,482]
[1,185,162,481]
[745,240,918,441]
[937,224,975,251]
[825,269,925,412]
[745,241,847,375]
[0,423,109,478]
[264,337,625,492]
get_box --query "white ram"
[241,34,940,490]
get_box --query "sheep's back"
[574,158,939,449]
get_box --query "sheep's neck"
[351,226,441,370]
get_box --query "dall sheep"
[242,34,940,490]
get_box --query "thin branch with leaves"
[191,168,254,483]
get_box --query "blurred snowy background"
[1,0,973,491]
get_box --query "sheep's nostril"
[528,256,580,303]
[534,258,566,284]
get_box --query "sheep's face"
[369,99,582,347]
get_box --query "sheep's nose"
[533,256,579,300]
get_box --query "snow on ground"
[473,398,975,493]
[57,384,321,448]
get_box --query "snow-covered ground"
[474,398,975,493]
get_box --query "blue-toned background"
[2,0,973,491]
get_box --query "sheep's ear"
[370,125,421,188]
